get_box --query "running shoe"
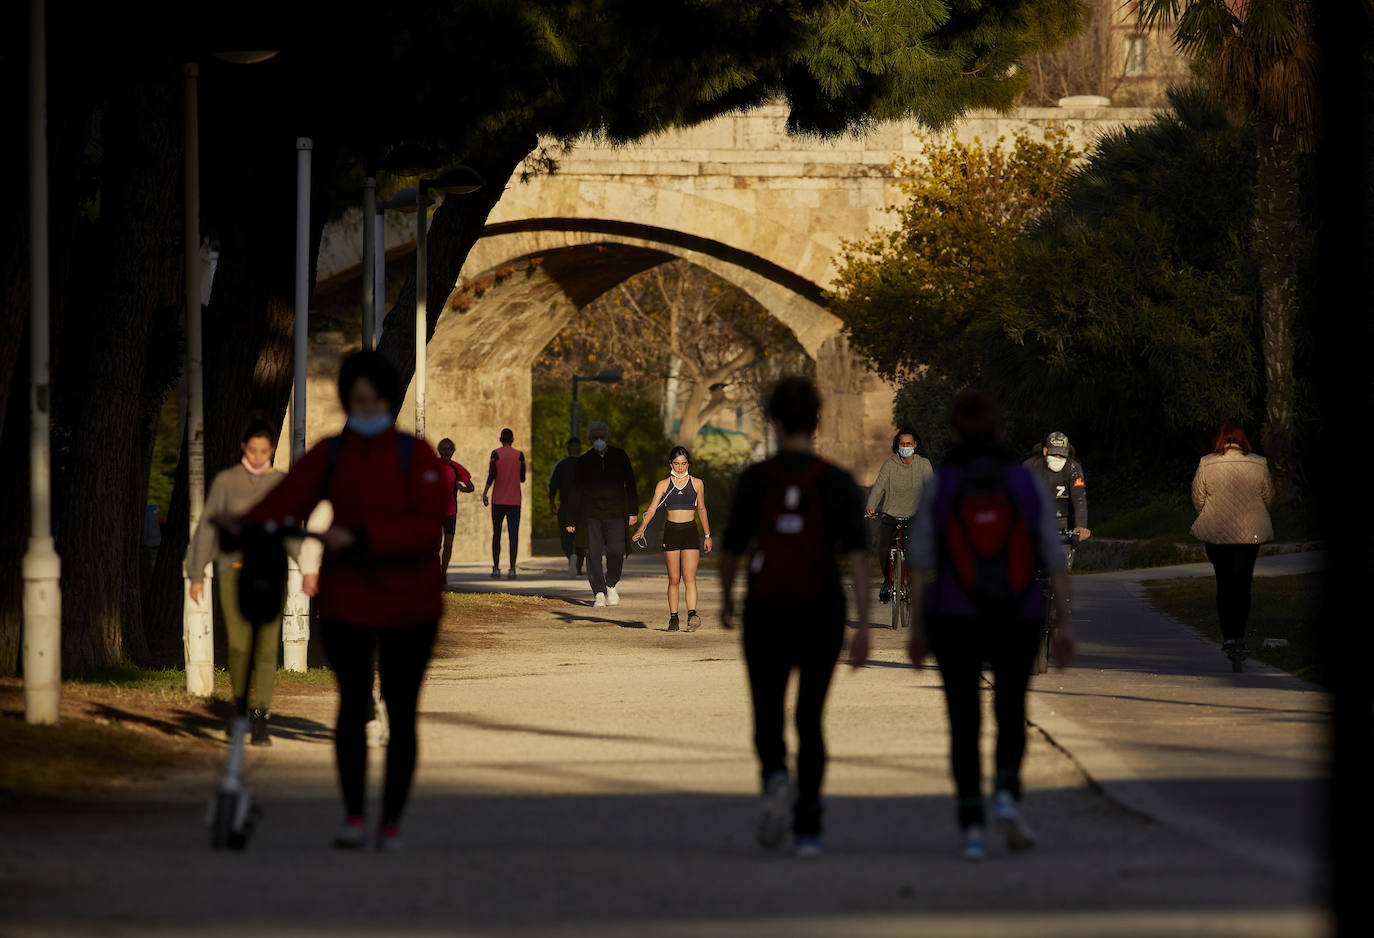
[376,823,403,853]
[593,592,607,607]
[606,586,621,606]
[879,584,892,604]
[507,568,517,581]
[962,825,986,861]
[793,834,824,858]
[333,815,368,850]
[686,611,701,632]
[490,566,500,580]
[756,770,792,850]
[993,790,1035,851]
[667,614,680,632]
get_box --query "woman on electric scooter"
[236,351,449,851]
[185,418,286,745]
[632,446,713,632]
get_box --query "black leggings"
[321,619,438,825]
[1205,543,1261,641]
[491,505,520,568]
[929,615,1041,829]
[742,601,845,836]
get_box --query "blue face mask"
[347,413,395,438]
[897,446,915,459]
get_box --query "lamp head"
[428,164,484,196]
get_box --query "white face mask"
[1046,455,1067,473]
[897,446,915,459]
[592,438,608,453]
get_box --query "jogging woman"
[238,351,448,851]
[185,418,285,745]
[632,446,712,632]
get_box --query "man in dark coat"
[565,421,638,607]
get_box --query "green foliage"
[983,87,1260,463]
[828,131,1081,384]
[530,382,675,538]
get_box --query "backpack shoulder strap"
[396,432,417,479]
[322,435,345,496]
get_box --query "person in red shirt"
[481,427,526,580]
[237,351,448,852]
[436,437,475,580]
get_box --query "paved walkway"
[0,553,1326,936]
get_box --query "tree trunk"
[1254,118,1302,502]
[52,66,182,671]
[376,136,537,388]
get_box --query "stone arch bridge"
[308,103,1151,562]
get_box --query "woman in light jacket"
[865,426,934,603]
[1190,420,1274,659]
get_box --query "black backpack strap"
[396,432,417,479]
[322,435,345,497]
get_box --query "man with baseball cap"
[1023,431,1090,543]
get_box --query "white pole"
[373,211,386,347]
[22,0,61,724]
[414,190,428,439]
[182,62,213,697]
[282,137,312,673]
[293,138,311,462]
[361,177,375,352]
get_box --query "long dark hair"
[668,445,690,469]
[892,426,923,455]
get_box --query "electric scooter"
[206,521,318,850]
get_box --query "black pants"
[491,505,520,568]
[929,614,1041,829]
[742,599,845,836]
[1204,543,1261,641]
[439,515,456,575]
[585,517,626,595]
[321,619,438,826]
[558,527,586,571]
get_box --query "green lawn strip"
[1093,492,1316,543]
[1140,573,1321,682]
[68,666,335,698]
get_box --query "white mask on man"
[592,439,608,453]
[1046,455,1067,473]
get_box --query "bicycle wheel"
[888,549,901,630]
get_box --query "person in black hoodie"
[564,421,638,607]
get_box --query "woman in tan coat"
[1190,421,1274,659]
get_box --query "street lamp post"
[280,136,312,673]
[571,369,622,440]
[412,165,482,440]
[361,176,375,351]
[23,0,60,724]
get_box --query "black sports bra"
[663,477,698,511]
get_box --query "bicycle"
[878,513,912,630]
[1031,529,1079,675]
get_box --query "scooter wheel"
[211,792,236,849]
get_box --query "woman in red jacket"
[240,351,448,851]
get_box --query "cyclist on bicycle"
[865,427,934,603]
[1023,431,1091,544]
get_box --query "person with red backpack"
[719,377,871,858]
[904,390,1075,861]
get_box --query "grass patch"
[1141,573,1320,682]
[68,665,335,698]
[1094,491,1318,543]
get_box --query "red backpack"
[747,457,834,602]
[943,461,1036,616]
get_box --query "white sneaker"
[593,592,607,607]
[994,790,1035,851]
[606,586,620,606]
[962,825,986,861]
